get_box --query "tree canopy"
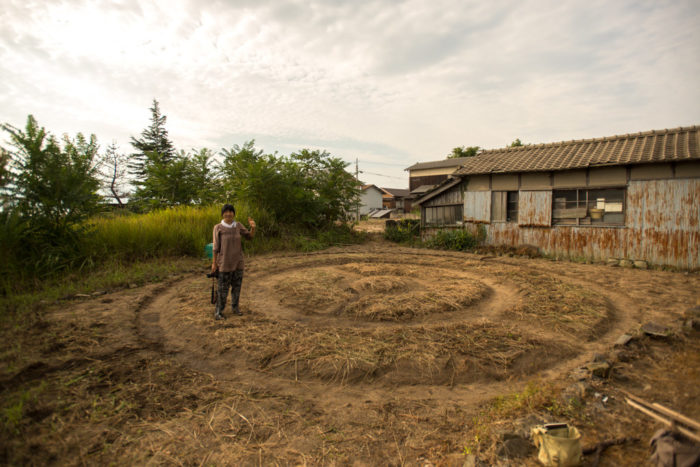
[128,99,175,180]
[447,146,480,158]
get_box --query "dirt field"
[2,239,699,465]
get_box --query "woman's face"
[223,210,235,223]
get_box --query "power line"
[359,170,405,180]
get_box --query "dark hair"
[221,204,235,216]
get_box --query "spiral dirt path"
[134,242,650,409]
[11,239,698,466]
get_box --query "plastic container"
[205,243,213,259]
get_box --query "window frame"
[492,190,519,223]
[423,204,463,226]
[552,187,626,226]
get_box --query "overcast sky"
[2,0,699,188]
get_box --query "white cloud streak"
[1,0,699,186]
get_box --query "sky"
[1,0,699,188]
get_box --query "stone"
[586,361,612,378]
[614,334,634,347]
[641,322,671,338]
[619,259,634,268]
[633,260,648,269]
[606,258,619,267]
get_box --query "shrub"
[384,219,420,243]
[425,229,478,251]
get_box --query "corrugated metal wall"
[468,179,699,269]
[464,191,491,222]
[518,191,552,227]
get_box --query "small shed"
[417,125,700,269]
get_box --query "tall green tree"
[1,115,102,235]
[448,146,480,158]
[220,142,358,228]
[188,148,221,204]
[128,99,175,180]
[0,147,11,206]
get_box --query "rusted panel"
[464,191,491,222]
[518,191,552,227]
[462,178,699,269]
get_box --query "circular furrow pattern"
[135,245,628,390]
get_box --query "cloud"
[1,0,699,186]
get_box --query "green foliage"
[384,219,420,243]
[510,138,523,147]
[2,115,102,232]
[424,229,478,251]
[130,148,221,210]
[0,146,10,194]
[448,146,480,158]
[128,98,175,179]
[221,141,358,228]
[0,116,103,290]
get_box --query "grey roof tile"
[454,125,700,176]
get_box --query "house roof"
[381,187,411,198]
[405,157,472,171]
[410,184,437,195]
[414,177,462,206]
[454,125,700,176]
[361,184,382,192]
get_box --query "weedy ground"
[1,238,699,465]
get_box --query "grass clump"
[384,219,420,244]
[424,229,479,251]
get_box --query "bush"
[384,219,420,243]
[425,229,478,251]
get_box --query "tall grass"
[1,204,365,306]
[87,205,222,261]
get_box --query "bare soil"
[2,238,699,466]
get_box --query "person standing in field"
[211,204,256,320]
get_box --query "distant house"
[415,126,700,269]
[380,187,412,213]
[405,157,473,195]
[358,184,384,217]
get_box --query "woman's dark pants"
[215,270,244,318]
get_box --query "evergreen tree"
[128,99,175,180]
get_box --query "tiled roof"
[405,157,473,171]
[381,188,411,197]
[410,184,437,194]
[454,125,700,176]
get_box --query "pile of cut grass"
[502,269,611,338]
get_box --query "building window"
[424,205,462,225]
[492,191,518,222]
[552,188,625,226]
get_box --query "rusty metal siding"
[463,179,699,269]
[518,191,552,227]
[464,191,491,222]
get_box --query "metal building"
[416,126,700,269]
